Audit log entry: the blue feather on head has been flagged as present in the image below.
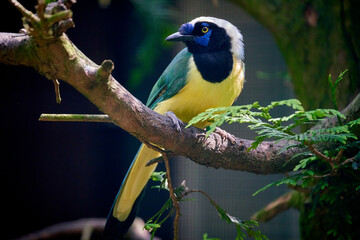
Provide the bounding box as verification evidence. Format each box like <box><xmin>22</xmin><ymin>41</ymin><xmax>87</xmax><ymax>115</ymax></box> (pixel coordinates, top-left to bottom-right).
<box><xmin>195</xmin><ymin>30</ymin><xmax>212</xmax><ymax>47</ymax></box>
<box><xmin>179</xmin><ymin>22</ymin><xmax>193</xmax><ymax>35</ymax></box>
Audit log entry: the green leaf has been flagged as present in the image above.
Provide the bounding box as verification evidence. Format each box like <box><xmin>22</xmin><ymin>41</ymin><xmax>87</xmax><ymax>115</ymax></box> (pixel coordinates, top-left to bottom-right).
<box><xmin>150</xmin><ymin>171</ymin><xmax>168</xmax><ymax>190</ymax></box>
<box><xmin>253</xmin><ymin>173</ymin><xmax>304</xmax><ymax>196</ymax></box>
<box><xmin>202</xmin><ymin>233</ymin><xmax>221</xmax><ymax>240</ymax></box>
<box><xmin>144</xmin><ymin>222</ymin><xmax>161</xmax><ymax>231</ymax></box>
<box><xmin>144</xmin><ymin>198</ymin><xmax>173</xmax><ymax>238</ymax></box>
<box><xmin>328</xmin><ymin>69</ymin><xmax>348</xmax><ymax>110</ymax></box>
<box><xmin>293</xmin><ymin>156</ymin><xmax>317</xmax><ymax>171</ymax></box>
<box><xmin>150</xmin><ymin>171</ymin><xmax>166</xmax><ymax>182</ymax></box>
<box><xmin>205</xmin><ymin>194</ymin><xmax>267</xmax><ymax>240</ymax></box>
<box><xmin>268</xmin><ymin>99</ymin><xmax>304</xmax><ymax>111</ymax></box>
<box><xmin>348</xmin><ymin>118</ymin><xmax>360</xmax><ymax>128</ymax></box>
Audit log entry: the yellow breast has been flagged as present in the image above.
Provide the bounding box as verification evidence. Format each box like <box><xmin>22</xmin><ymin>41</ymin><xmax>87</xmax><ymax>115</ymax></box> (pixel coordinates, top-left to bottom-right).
<box><xmin>154</xmin><ymin>55</ymin><xmax>245</xmax><ymax>128</ymax></box>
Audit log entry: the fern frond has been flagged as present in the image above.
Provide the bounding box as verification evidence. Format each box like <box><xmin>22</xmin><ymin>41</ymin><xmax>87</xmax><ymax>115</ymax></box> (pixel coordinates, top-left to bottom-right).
<box><xmin>266</xmin><ymin>99</ymin><xmax>304</xmax><ymax>111</ymax></box>
<box><xmin>252</xmin><ymin>173</ymin><xmax>305</xmax><ymax>196</ymax></box>
<box><xmin>328</xmin><ymin>69</ymin><xmax>348</xmax><ymax>110</ymax></box>
<box><xmin>293</xmin><ymin>156</ymin><xmax>317</xmax><ymax>171</ymax></box>
<box><xmin>285</xmin><ymin>126</ymin><xmax>357</xmax><ymax>144</ymax></box>
<box><xmin>348</xmin><ymin>118</ymin><xmax>360</xmax><ymax>128</ymax></box>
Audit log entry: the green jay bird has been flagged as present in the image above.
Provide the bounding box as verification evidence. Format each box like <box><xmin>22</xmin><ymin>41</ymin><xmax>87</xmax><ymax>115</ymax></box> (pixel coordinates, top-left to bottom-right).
<box><xmin>104</xmin><ymin>16</ymin><xmax>245</xmax><ymax>238</ymax></box>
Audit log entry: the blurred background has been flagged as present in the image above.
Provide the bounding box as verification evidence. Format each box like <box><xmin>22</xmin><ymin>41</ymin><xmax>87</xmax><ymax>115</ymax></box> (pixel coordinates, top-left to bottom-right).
<box><xmin>0</xmin><ymin>0</ymin><xmax>305</xmax><ymax>239</ymax></box>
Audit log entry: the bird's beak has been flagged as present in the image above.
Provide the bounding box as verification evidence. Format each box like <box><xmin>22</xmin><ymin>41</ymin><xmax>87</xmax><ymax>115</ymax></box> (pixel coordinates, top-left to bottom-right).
<box><xmin>165</xmin><ymin>32</ymin><xmax>195</xmax><ymax>42</ymax></box>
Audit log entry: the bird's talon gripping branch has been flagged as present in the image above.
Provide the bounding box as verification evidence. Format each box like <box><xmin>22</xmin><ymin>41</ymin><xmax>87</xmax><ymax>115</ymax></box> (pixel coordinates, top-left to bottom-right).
<box><xmin>165</xmin><ymin>111</ymin><xmax>184</xmax><ymax>133</ymax></box>
<box><xmin>214</xmin><ymin>127</ymin><xmax>237</xmax><ymax>145</ymax></box>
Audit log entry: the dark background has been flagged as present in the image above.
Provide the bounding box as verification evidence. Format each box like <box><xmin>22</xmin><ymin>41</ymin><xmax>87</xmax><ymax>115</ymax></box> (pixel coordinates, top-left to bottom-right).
<box><xmin>1</xmin><ymin>0</ymin><xmax>173</xmax><ymax>239</ymax></box>
<box><xmin>1</xmin><ymin>1</ymin><xmax>299</xmax><ymax>239</ymax></box>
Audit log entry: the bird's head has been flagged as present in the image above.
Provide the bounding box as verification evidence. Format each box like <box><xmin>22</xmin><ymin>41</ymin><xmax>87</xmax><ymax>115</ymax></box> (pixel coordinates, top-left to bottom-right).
<box><xmin>166</xmin><ymin>17</ymin><xmax>244</xmax><ymax>60</ymax></box>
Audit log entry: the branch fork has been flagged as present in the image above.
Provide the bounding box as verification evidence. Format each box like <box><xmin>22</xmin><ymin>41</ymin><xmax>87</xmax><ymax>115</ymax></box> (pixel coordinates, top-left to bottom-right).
<box><xmin>10</xmin><ymin>0</ymin><xmax>75</xmax><ymax>40</ymax></box>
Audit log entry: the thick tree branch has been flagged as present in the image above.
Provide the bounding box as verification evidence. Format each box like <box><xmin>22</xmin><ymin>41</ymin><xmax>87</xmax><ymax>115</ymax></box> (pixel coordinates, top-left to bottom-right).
<box><xmin>1</xmin><ymin>33</ymin><xmax>359</xmax><ymax>175</ymax></box>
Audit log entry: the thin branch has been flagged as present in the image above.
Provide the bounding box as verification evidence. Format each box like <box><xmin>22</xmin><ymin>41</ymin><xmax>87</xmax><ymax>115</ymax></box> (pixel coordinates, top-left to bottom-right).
<box><xmin>51</xmin><ymin>79</ymin><xmax>61</xmax><ymax>104</ymax></box>
<box><xmin>140</xmin><ymin>140</ymin><xmax>180</xmax><ymax>240</ymax></box>
<box><xmin>334</xmin><ymin>148</ymin><xmax>345</xmax><ymax>165</ymax></box>
<box><xmin>338</xmin><ymin>156</ymin><xmax>355</xmax><ymax>167</ymax></box>
<box><xmin>181</xmin><ymin>189</ymin><xmax>218</xmax><ymax>206</ymax></box>
<box><xmin>35</xmin><ymin>0</ymin><xmax>46</xmax><ymax>20</ymax></box>
<box><xmin>163</xmin><ymin>153</ymin><xmax>180</xmax><ymax>240</ymax></box>
<box><xmin>9</xmin><ymin>0</ymin><xmax>40</xmax><ymax>23</ymax></box>
<box><xmin>39</xmin><ymin>114</ymin><xmax>113</xmax><ymax>123</ymax></box>
<box><xmin>305</xmin><ymin>141</ymin><xmax>332</xmax><ymax>162</ymax></box>
<box><xmin>251</xmin><ymin>191</ymin><xmax>304</xmax><ymax>222</ymax></box>
<box><xmin>17</xmin><ymin>218</ymin><xmax>106</xmax><ymax>240</ymax></box>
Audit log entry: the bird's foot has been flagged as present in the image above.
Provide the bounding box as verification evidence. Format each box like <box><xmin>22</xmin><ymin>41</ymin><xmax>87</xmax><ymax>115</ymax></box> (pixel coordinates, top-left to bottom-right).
<box><xmin>213</xmin><ymin>127</ymin><xmax>237</xmax><ymax>145</ymax></box>
<box><xmin>165</xmin><ymin>111</ymin><xmax>184</xmax><ymax>132</ymax></box>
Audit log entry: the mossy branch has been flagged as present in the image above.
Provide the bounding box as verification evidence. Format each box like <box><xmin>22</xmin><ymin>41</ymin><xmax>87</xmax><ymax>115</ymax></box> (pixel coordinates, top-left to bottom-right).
<box><xmin>39</xmin><ymin>114</ymin><xmax>113</xmax><ymax>123</ymax></box>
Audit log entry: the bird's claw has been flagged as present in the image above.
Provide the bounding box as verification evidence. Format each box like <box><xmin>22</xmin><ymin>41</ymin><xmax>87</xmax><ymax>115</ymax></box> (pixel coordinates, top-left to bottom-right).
<box><xmin>214</xmin><ymin>127</ymin><xmax>237</xmax><ymax>145</ymax></box>
<box><xmin>165</xmin><ymin>111</ymin><xmax>184</xmax><ymax>132</ymax></box>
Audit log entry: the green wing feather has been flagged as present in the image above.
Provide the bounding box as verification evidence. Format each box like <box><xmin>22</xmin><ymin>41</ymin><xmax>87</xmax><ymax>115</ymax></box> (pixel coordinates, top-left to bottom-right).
<box><xmin>146</xmin><ymin>48</ymin><xmax>191</xmax><ymax>110</ymax></box>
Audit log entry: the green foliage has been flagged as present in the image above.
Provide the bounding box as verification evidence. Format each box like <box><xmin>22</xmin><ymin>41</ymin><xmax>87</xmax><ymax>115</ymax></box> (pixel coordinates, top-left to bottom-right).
<box><xmin>146</xmin><ymin>172</ymin><xmax>267</xmax><ymax>240</ymax></box>
<box><xmin>328</xmin><ymin>69</ymin><xmax>348</xmax><ymax>111</ymax></box>
<box><xmin>208</xmin><ymin>193</ymin><xmax>267</xmax><ymax>240</ymax></box>
<box><xmin>189</xmin><ymin>70</ymin><xmax>360</xmax><ymax>239</ymax></box>
<box><xmin>202</xmin><ymin>233</ymin><xmax>221</xmax><ymax>240</ymax></box>
<box><xmin>144</xmin><ymin>172</ymin><xmax>172</xmax><ymax>239</ymax></box>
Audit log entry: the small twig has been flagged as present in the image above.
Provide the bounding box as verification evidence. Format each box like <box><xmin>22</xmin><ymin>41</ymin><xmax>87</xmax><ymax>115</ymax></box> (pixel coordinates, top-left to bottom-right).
<box><xmin>140</xmin><ymin>140</ymin><xmax>180</xmax><ymax>240</ymax></box>
<box><xmin>35</xmin><ymin>0</ymin><xmax>46</xmax><ymax>20</ymax></box>
<box><xmin>309</xmin><ymin>172</ymin><xmax>335</xmax><ymax>179</ymax></box>
<box><xmin>46</xmin><ymin>10</ymin><xmax>73</xmax><ymax>26</ymax></box>
<box><xmin>162</xmin><ymin>153</ymin><xmax>180</xmax><ymax>240</ymax></box>
<box><xmin>9</xmin><ymin>0</ymin><xmax>40</xmax><ymax>23</ymax></box>
<box><xmin>96</xmin><ymin>59</ymin><xmax>114</xmax><ymax>81</ymax></box>
<box><xmin>180</xmin><ymin>189</ymin><xmax>218</xmax><ymax>209</ymax></box>
<box><xmin>52</xmin><ymin>79</ymin><xmax>61</xmax><ymax>104</ymax></box>
<box><xmin>338</xmin><ymin>156</ymin><xmax>355</xmax><ymax>167</ymax></box>
<box><xmin>334</xmin><ymin>148</ymin><xmax>345</xmax><ymax>165</ymax></box>
<box><xmin>39</xmin><ymin>113</ymin><xmax>113</xmax><ymax>123</ymax></box>
<box><xmin>146</xmin><ymin>156</ymin><xmax>164</xmax><ymax>167</ymax></box>
<box><xmin>305</xmin><ymin>141</ymin><xmax>332</xmax><ymax>162</ymax></box>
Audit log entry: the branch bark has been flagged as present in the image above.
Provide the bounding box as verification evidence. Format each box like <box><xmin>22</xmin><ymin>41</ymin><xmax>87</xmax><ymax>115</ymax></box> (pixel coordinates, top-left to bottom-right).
<box><xmin>251</xmin><ymin>191</ymin><xmax>305</xmax><ymax>222</ymax></box>
<box><xmin>0</xmin><ymin>31</ymin><xmax>359</xmax><ymax>175</ymax></box>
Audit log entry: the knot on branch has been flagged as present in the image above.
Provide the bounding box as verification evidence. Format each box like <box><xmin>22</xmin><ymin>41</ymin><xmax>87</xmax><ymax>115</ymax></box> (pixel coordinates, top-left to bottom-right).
<box><xmin>96</xmin><ymin>59</ymin><xmax>114</xmax><ymax>81</ymax></box>
<box><xmin>10</xmin><ymin>0</ymin><xmax>75</xmax><ymax>40</ymax></box>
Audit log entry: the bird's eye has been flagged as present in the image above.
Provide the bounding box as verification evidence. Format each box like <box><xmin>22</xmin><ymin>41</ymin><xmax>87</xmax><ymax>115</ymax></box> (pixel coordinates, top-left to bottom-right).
<box><xmin>201</xmin><ymin>26</ymin><xmax>209</xmax><ymax>33</ymax></box>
